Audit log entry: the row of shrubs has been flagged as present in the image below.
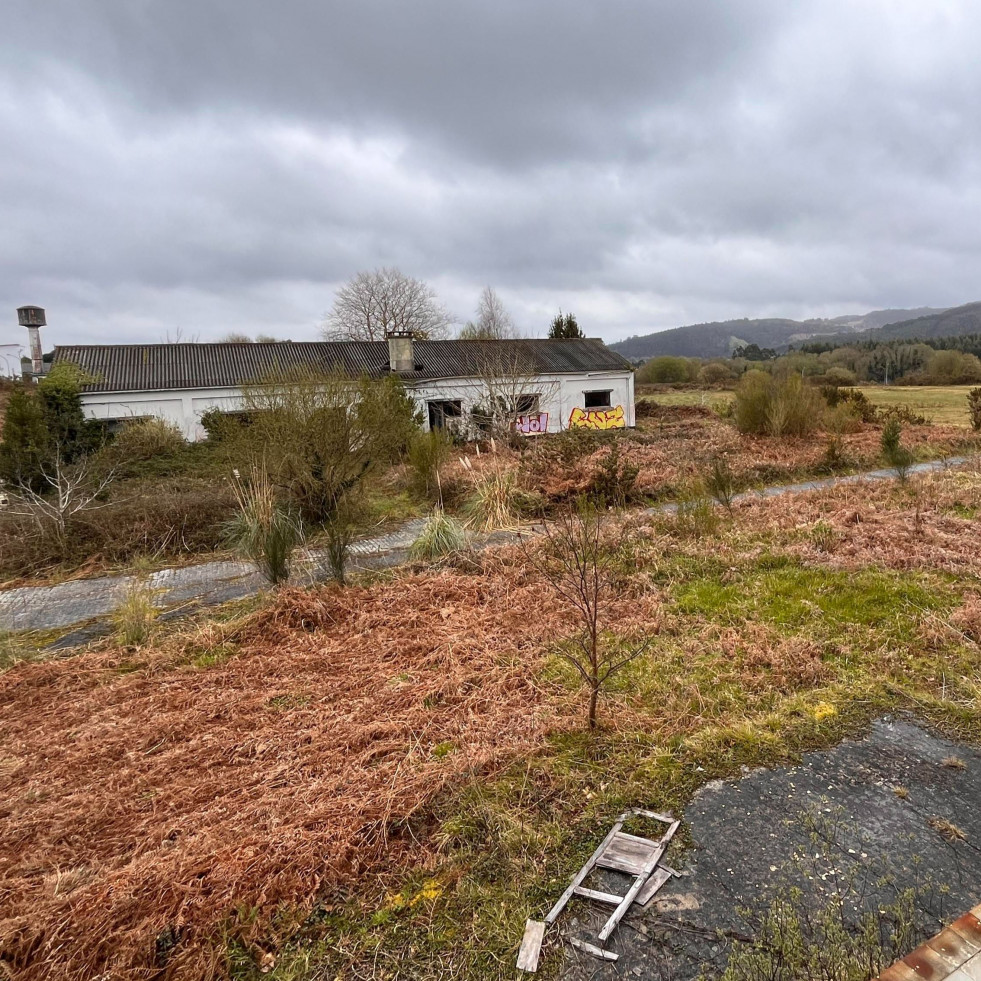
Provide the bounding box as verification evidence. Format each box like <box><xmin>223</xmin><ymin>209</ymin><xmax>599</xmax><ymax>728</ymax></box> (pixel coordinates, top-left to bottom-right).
<box><xmin>728</xmin><ymin>371</ymin><xmax>934</xmax><ymax>437</ymax></box>
<box><xmin>637</xmin><ymin>346</ymin><xmax>981</xmax><ymax>388</ymax></box>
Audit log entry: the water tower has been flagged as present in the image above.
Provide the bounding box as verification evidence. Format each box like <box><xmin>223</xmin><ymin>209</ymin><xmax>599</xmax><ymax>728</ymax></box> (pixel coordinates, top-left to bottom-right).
<box><xmin>17</xmin><ymin>305</ymin><xmax>45</xmax><ymax>378</ymax></box>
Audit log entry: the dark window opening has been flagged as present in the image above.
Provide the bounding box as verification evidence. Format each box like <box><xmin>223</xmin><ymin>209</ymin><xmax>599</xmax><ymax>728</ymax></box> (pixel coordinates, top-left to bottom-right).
<box><xmin>515</xmin><ymin>393</ymin><xmax>541</xmax><ymax>415</ymax></box>
<box><xmin>428</xmin><ymin>399</ymin><xmax>463</xmax><ymax>429</ymax></box>
<box><xmin>583</xmin><ymin>390</ymin><xmax>612</xmax><ymax>409</ymax></box>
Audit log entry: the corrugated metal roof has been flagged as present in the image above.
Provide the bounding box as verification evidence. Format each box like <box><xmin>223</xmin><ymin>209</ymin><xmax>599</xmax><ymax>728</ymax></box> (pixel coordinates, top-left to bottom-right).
<box><xmin>52</xmin><ymin>339</ymin><xmax>632</xmax><ymax>393</ymax></box>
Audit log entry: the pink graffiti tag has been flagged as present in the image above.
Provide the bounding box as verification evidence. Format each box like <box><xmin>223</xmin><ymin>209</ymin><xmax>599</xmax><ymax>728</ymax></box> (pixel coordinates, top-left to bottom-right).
<box><xmin>514</xmin><ymin>412</ymin><xmax>549</xmax><ymax>434</ymax></box>
<box><xmin>568</xmin><ymin>405</ymin><xmax>626</xmax><ymax>430</ymax></box>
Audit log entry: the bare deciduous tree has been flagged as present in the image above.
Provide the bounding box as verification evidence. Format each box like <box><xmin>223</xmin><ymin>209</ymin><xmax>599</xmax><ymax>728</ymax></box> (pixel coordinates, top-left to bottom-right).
<box><xmin>526</xmin><ymin>504</ymin><xmax>655</xmax><ymax>728</ymax></box>
<box><xmin>472</xmin><ymin>348</ymin><xmax>557</xmax><ymax>441</ymax></box>
<box><xmin>161</xmin><ymin>327</ymin><xmax>200</xmax><ymax>344</ymax></box>
<box><xmin>5</xmin><ymin>451</ymin><xmax>118</xmax><ymax>547</ymax></box>
<box><xmin>459</xmin><ymin>286</ymin><xmax>517</xmax><ymax>340</ymax></box>
<box><xmin>322</xmin><ymin>267</ymin><xmax>451</xmax><ymax>341</ymax></box>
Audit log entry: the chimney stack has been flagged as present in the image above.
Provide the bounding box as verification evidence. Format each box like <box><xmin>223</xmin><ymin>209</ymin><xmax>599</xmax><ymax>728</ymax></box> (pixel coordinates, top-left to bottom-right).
<box><xmin>387</xmin><ymin>329</ymin><xmax>415</xmax><ymax>372</ymax></box>
<box><xmin>17</xmin><ymin>305</ymin><xmax>45</xmax><ymax>378</ymax></box>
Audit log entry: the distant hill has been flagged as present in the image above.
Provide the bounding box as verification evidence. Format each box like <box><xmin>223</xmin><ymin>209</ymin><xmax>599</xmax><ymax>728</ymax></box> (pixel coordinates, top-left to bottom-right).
<box><xmin>859</xmin><ymin>302</ymin><xmax>981</xmax><ymax>342</ymax></box>
<box><xmin>611</xmin><ymin>306</ymin><xmax>951</xmax><ymax>360</ymax></box>
<box><xmin>821</xmin><ymin>307</ymin><xmax>949</xmax><ymax>332</ymax></box>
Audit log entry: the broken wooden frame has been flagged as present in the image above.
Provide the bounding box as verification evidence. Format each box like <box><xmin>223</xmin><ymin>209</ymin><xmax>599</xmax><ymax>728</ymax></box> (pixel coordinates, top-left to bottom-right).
<box><xmin>517</xmin><ymin>808</ymin><xmax>680</xmax><ymax>973</ymax></box>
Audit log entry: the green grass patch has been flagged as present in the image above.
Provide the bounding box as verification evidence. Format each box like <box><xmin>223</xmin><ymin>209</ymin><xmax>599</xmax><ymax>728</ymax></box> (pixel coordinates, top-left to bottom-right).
<box><xmin>641</xmin><ymin>384</ymin><xmax>979</xmax><ymax>428</ymax></box>
<box><xmin>0</xmin><ymin>628</ymin><xmax>64</xmax><ymax>671</ymax></box>
<box><xmin>358</xmin><ymin>488</ymin><xmax>424</xmax><ymax>530</ymax></box>
<box><xmin>672</xmin><ymin>558</ymin><xmax>953</xmax><ymax>632</ymax></box>
<box><xmin>188</xmin><ymin>645</ymin><xmax>239</xmax><ymax>669</ymax></box>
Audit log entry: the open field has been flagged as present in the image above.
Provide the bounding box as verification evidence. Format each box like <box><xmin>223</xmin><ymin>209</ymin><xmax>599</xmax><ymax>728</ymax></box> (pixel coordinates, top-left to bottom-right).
<box><xmin>4</xmin><ymin>460</ymin><xmax>981</xmax><ymax>979</ymax></box>
<box><xmin>641</xmin><ymin>384</ymin><xmax>978</xmax><ymax>427</ymax></box>
<box><xmin>855</xmin><ymin>384</ymin><xmax>976</xmax><ymax>426</ymax></box>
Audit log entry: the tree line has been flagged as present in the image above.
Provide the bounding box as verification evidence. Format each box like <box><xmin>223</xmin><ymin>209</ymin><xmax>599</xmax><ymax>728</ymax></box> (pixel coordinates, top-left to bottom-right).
<box><xmin>637</xmin><ymin>330</ymin><xmax>981</xmax><ymax>387</ymax></box>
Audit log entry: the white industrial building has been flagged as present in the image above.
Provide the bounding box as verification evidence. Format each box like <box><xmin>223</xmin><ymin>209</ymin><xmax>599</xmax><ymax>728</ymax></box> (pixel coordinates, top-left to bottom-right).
<box><xmin>50</xmin><ymin>334</ymin><xmax>636</xmax><ymax>441</ymax></box>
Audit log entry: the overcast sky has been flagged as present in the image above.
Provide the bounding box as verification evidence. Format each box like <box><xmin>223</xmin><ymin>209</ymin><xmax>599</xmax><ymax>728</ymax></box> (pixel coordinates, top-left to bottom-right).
<box><xmin>3</xmin><ymin>1</ymin><xmax>980</xmax><ymax>348</ymax></box>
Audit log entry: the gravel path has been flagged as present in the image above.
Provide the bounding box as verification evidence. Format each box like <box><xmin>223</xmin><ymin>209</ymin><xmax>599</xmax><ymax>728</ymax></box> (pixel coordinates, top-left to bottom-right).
<box><xmin>0</xmin><ymin>519</ymin><xmax>428</xmax><ymax>634</ymax></box>
<box><xmin>0</xmin><ymin>458</ymin><xmax>966</xmax><ymax>638</ymax></box>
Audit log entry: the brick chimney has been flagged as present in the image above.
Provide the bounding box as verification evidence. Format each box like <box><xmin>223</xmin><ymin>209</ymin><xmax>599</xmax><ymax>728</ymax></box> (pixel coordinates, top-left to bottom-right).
<box><xmin>387</xmin><ymin>329</ymin><xmax>415</xmax><ymax>372</ymax></box>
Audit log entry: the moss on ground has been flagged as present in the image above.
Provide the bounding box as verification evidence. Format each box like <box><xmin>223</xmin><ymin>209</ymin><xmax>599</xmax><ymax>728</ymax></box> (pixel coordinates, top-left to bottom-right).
<box><xmin>0</xmin><ymin>627</ymin><xmax>65</xmax><ymax>671</ymax></box>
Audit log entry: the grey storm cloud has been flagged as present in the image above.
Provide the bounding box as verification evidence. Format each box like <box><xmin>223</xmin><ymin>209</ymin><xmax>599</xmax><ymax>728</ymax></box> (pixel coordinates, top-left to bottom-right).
<box><xmin>2</xmin><ymin>0</ymin><xmax>981</xmax><ymax>345</ymax></box>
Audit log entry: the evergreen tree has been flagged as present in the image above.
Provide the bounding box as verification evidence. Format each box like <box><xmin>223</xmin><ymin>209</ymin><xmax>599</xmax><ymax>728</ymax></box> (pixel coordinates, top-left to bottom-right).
<box><xmin>548</xmin><ymin>311</ymin><xmax>584</xmax><ymax>338</ymax></box>
<box><xmin>0</xmin><ymin>387</ymin><xmax>52</xmax><ymax>491</ymax></box>
<box><xmin>0</xmin><ymin>364</ymin><xmax>100</xmax><ymax>491</ymax></box>
<box><xmin>38</xmin><ymin>363</ymin><xmax>99</xmax><ymax>462</ymax></box>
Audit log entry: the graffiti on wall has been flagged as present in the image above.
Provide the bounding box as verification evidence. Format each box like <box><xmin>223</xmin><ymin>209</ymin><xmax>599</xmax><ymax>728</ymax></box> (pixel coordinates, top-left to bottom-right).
<box><xmin>514</xmin><ymin>411</ymin><xmax>549</xmax><ymax>434</ymax></box>
<box><xmin>569</xmin><ymin>405</ymin><xmax>626</xmax><ymax>430</ymax></box>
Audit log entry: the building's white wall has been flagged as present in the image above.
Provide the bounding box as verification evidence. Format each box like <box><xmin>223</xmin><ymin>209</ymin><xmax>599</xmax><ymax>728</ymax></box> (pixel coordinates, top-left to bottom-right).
<box><xmin>412</xmin><ymin>372</ymin><xmax>633</xmax><ymax>433</ymax></box>
<box><xmin>79</xmin><ymin>371</ymin><xmax>635</xmax><ymax>441</ymax></box>
<box><xmin>84</xmin><ymin>396</ymin><xmax>190</xmax><ymax>433</ymax></box>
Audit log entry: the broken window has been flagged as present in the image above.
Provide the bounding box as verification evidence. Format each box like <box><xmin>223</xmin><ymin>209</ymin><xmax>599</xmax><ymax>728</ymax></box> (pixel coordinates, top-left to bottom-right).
<box><xmin>514</xmin><ymin>393</ymin><xmax>541</xmax><ymax>415</ymax></box>
<box><xmin>583</xmin><ymin>390</ymin><xmax>612</xmax><ymax>409</ymax></box>
<box><xmin>427</xmin><ymin>399</ymin><xmax>463</xmax><ymax>429</ymax></box>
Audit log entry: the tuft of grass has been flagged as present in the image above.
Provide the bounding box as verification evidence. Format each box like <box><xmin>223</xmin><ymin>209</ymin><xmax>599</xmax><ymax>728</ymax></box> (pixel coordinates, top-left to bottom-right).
<box><xmin>226</xmin><ymin>462</ymin><xmax>304</xmax><ymax>585</ymax></box>
<box><xmin>941</xmin><ymin>755</ymin><xmax>966</xmax><ymax>770</ymax></box>
<box><xmin>110</xmin><ymin>417</ymin><xmax>187</xmax><ymax>462</ymax></box>
<box><xmin>266</xmin><ymin>694</ymin><xmax>312</xmax><ymax>712</ymax></box>
<box><xmin>431</xmin><ymin>741</ymin><xmax>456</xmax><ymax>759</ymax></box>
<box><xmin>928</xmin><ymin>816</ymin><xmax>966</xmax><ymax>842</ymax></box>
<box><xmin>809</xmin><ymin>520</ymin><xmax>839</xmax><ymax>554</ymax></box>
<box><xmin>113</xmin><ymin>577</ymin><xmax>158</xmax><ymax>647</ymax></box>
<box><xmin>190</xmin><ymin>646</ymin><xmax>237</xmax><ymax>669</ymax></box>
<box><xmin>410</xmin><ymin>506</ymin><xmax>467</xmax><ymax>561</ymax></box>
<box><xmin>460</xmin><ymin>462</ymin><xmax>528</xmax><ymax>531</ymax></box>
<box><xmin>734</xmin><ymin>371</ymin><xmax>824</xmax><ymax>437</ymax></box>
<box><xmin>667</xmin><ymin>488</ymin><xmax>721</xmax><ymax>539</ymax></box>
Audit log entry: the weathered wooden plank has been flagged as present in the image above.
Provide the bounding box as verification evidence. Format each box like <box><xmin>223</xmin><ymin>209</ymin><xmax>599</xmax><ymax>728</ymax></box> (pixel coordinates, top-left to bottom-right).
<box><xmin>596</xmin><ymin>832</ymin><xmax>659</xmax><ymax>875</ymax></box>
<box><xmin>569</xmin><ymin>937</ymin><xmax>619</xmax><ymax>961</ymax></box>
<box><xmin>615</xmin><ymin>830</ymin><xmax>663</xmax><ymax>846</ymax></box>
<box><xmin>516</xmin><ymin>919</ymin><xmax>546</xmax><ymax>974</ymax></box>
<box><xmin>636</xmin><ymin>866</ymin><xmax>673</xmax><ymax>908</ymax></box>
<box><xmin>544</xmin><ymin>819</ymin><xmax>625</xmax><ymax>924</ymax></box>
<box><xmin>597</xmin><ymin>842</ymin><xmax>667</xmax><ymax>942</ymax></box>
<box><xmin>573</xmin><ymin>885</ymin><xmax>625</xmax><ymax>905</ymax></box>
<box><xmin>631</xmin><ymin>808</ymin><xmax>675</xmax><ymax>824</ymax></box>
<box><xmin>597</xmin><ymin>820</ymin><xmax>680</xmax><ymax>943</ymax></box>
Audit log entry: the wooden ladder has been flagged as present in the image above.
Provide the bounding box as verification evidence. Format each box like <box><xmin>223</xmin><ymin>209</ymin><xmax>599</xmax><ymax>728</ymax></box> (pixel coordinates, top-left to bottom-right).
<box><xmin>517</xmin><ymin>809</ymin><xmax>679</xmax><ymax>973</ymax></box>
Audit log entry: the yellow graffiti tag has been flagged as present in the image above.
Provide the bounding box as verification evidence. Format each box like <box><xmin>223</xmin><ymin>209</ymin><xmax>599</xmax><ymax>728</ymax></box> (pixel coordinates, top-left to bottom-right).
<box><xmin>568</xmin><ymin>405</ymin><xmax>626</xmax><ymax>430</ymax></box>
